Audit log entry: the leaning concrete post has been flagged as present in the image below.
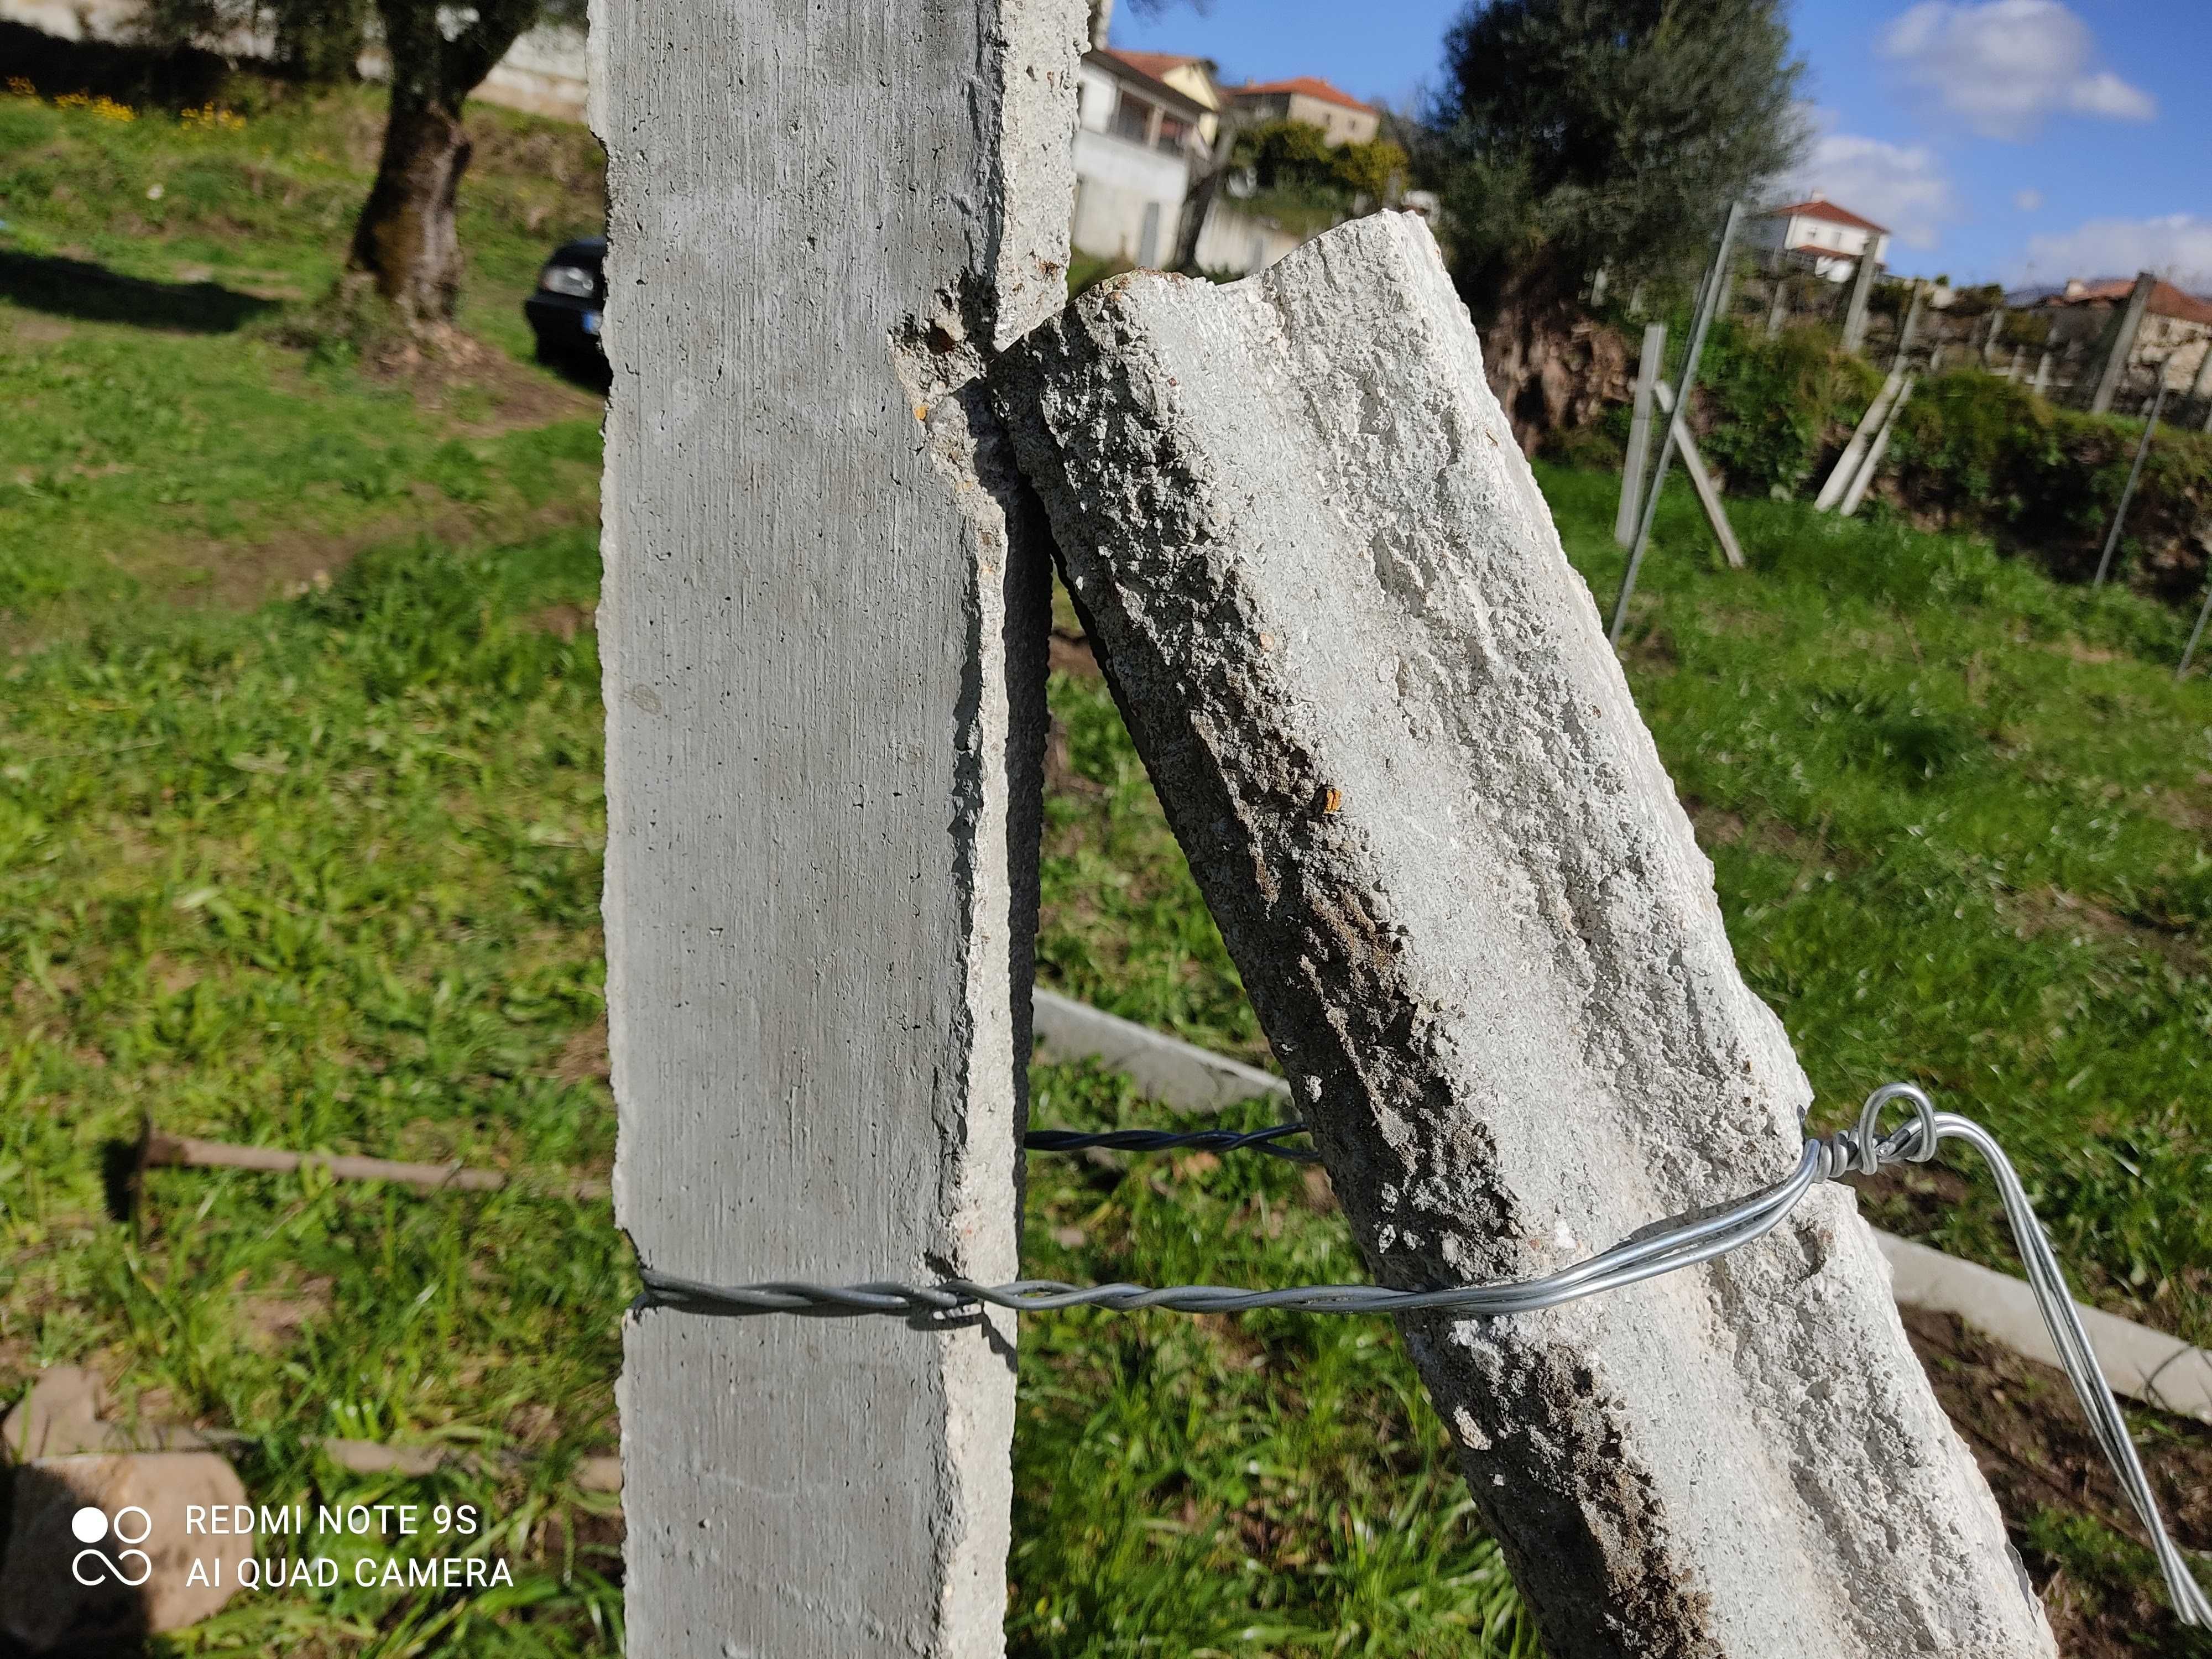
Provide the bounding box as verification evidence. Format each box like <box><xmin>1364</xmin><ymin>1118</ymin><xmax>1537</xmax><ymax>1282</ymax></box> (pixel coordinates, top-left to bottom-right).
<box><xmin>592</xmin><ymin>1</ymin><xmax>1081</xmax><ymax>1651</ymax></box>
<box><xmin>2089</xmin><ymin>272</ymin><xmax>2154</xmax><ymax>414</ymax></box>
<box><xmin>1614</xmin><ymin>322</ymin><xmax>1665</xmax><ymax>546</ymax></box>
<box><xmin>993</xmin><ymin>215</ymin><xmax>2052</xmax><ymax>1659</ymax></box>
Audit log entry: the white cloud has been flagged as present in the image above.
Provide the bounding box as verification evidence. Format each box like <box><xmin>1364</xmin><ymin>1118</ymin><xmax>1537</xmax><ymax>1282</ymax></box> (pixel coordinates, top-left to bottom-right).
<box><xmin>1879</xmin><ymin>1</ymin><xmax>2156</xmax><ymax>140</ymax></box>
<box><xmin>2020</xmin><ymin>215</ymin><xmax>2212</xmax><ymax>289</ymax></box>
<box><xmin>2013</xmin><ymin>188</ymin><xmax>2042</xmax><ymax>211</ymax></box>
<box><xmin>1784</xmin><ymin>114</ymin><xmax>1960</xmax><ymax>250</ymax></box>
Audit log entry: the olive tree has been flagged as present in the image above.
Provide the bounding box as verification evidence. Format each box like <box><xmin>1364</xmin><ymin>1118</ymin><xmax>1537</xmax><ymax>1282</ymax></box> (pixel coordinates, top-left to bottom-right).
<box><xmin>140</xmin><ymin>0</ymin><xmax>585</xmax><ymax>332</ymax></box>
<box><xmin>1422</xmin><ymin>0</ymin><xmax>1804</xmax><ymax>437</ymax></box>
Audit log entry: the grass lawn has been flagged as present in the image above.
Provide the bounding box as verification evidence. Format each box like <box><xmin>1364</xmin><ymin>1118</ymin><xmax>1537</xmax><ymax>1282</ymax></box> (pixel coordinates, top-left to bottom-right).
<box><xmin>3</xmin><ymin>70</ymin><xmax>2209</xmax><ymax>1659</ymax></box>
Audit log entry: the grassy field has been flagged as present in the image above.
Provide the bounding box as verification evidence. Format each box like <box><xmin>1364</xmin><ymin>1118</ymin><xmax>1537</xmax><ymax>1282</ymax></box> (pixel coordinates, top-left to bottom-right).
<box><xmin>0</xmin><ymin>74</ymin><xmax>606</xmax><ymax>651</ymax></box>
<box><xmin>3</xmin><ymin>70</ymin><xmax>2210</xmax><ymax>1659</ymax></box>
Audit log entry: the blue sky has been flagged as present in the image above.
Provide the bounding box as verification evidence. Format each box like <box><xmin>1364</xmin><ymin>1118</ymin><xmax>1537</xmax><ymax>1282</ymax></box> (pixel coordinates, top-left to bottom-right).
<box><xmin>1111</xmin><ymin>0</ymin><xmax>2212</xmax><ymax>289</ymax></box>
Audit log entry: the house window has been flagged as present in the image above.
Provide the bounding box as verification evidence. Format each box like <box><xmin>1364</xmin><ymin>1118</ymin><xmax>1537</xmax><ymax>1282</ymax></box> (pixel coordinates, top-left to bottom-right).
<box><xmin>1156</xmin><ymin>112</ymin><xmax>1190</xmax><ymax>152</ymax></box>
<box><xmin>1112</xmin><ymin>92</ymin><xmax>1154</xmax><ymax>144</ymax></box>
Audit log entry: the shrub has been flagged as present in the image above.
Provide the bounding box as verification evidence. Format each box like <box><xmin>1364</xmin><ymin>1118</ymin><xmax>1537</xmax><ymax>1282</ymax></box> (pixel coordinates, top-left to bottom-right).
<box><xmin>1890</xmin><ymin>372</ymin><xmax>2212</xmax><ymax>596</ymax></box>
<box><xmin>1697</xmin><ymin>320</ymin><xmax>1882</xmax><ymax>498</ymax></box>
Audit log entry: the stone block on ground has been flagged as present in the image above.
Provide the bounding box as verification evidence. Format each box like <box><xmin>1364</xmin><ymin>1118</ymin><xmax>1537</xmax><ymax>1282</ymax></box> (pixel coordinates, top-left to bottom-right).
<box><xmin>0</xmin><ymin>1451</ymin><xmax>251</xmax><ymax>1651</ymax></box>
<box><xmin>990</xmin><ymin>212</ymin><xmax>2054</xmax><ymax>1657</ymax></box>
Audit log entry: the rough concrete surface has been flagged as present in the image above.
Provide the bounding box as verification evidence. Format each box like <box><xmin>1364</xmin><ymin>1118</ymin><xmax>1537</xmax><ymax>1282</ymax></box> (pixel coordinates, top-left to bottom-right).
<box><xmin>591</xmin><ymin>0</ymin><xmax>1082</xmax><ymax>1653</ymax></box>
<box><xmin>993</xmin><ymin>212</ymin><xmax>2055</xmax><ymax>1658</ymax></box>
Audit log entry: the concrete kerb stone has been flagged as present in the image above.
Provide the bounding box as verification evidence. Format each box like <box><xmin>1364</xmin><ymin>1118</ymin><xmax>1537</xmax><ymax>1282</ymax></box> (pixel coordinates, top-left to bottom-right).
<box><xmin>1034</xmin><ymin>990</ymin><xmax>2212</xmax><ymax>1429</ymax></box>
<box><xmin>994</xmin><ymin>212</ymin><xmax>2053</xmax><ymax>1657</ymax></box>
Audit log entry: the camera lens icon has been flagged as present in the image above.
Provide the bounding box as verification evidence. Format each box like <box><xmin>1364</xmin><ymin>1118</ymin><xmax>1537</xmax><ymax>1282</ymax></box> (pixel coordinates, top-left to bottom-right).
<box><xmin>69</xmin><ymin>1505</ymin><xmax>154</xmax><ymax>1587</ymax></box>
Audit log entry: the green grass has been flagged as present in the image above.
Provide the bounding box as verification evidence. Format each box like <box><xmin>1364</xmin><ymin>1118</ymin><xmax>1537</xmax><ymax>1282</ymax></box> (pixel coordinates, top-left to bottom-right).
<box><xmin>1011</xmin><ymin>1066</ymin><xmax>1537</xmax><ymax>1658</ymax></box>
<box><xmin>0</xmin><ymin>78</ymin><xmax>605</xmax><ymax>648</ymax></box>
<box><xmin>6</xmin><ymin>73</ymin><xmax>2211</xmax><ymax>1656</ymax></box>
<box><xmin>2</xmin><ymin>530</ymin><xmax>624</xmax><ymax>1656</ymax></box>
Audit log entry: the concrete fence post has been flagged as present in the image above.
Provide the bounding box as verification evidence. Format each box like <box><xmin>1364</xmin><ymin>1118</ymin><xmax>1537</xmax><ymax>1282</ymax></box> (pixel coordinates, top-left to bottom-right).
<box><xmin>2089</xmin><ymin>272</ymin><xmax>2154</xmax><ymax>415</ymax></box>
<box><xmin>990</xmin><ymin>214</ymin><xmax>2054</xmax><ymax>1658</ymax></box>
<box><xmin>591</xmin><ymin>1</ymin><xmax>1082</xmax><ymax>1651</ymax></box>
<box><xmin>2034</xmin><ymin>349</ymin><xmax>2053</xmax><ymax>396</ymax></box>
<box><xmin>1893</xmin><ymin>280</ymin><xmax>1924</xmax><ymax>369</ymax></box>
<box><xmin>1615</xmin><ymin>322</ymin><xmax>1666</xmax><ymax>546</ymax></box>
<box><xmin>1840</xmin><ymin>249</ymin><xmax>1879</xmax><ymax>356</ymax></box>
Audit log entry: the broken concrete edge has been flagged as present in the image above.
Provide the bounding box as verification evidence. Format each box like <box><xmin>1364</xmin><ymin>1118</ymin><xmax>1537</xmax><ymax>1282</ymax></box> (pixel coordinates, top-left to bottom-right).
<box><xmin>1032</xmin><ymin>988</ymin><xmax>2212</xmax><ymax>1428</ymax></box>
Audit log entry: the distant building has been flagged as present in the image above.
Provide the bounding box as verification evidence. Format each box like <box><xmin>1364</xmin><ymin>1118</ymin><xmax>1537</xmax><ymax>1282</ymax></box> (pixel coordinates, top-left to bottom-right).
<box><xmin>1072</xmin><ymin>48</ymin><xmax>1211</xmax><ymax>268</ymax></box>
<box><xmin>1745</xmin><ymin>194</ymin><xmax>1891</xmax><ymax>282</ymax></box>
<box><xmin>1100</xmin><ymin>50</ymin><xmax>1224</xmax><ymax>145</ymax></box>
<box><xmin>1226</xmin><ymin>76</ymin><xmax>1381</xmax><ymax>147</ymax></box>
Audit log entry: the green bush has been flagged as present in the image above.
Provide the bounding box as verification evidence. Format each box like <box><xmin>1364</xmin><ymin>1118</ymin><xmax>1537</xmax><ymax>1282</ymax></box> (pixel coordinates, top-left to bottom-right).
<box><xmin>1697</xmin><ymin>321</ymin><xmax>1882</xmax><ymax>498</ymax></box>
<box><xmin>1891</xmin><ymin>372</ymin><xmax>2212</xmax><ymax>595</ymax></box>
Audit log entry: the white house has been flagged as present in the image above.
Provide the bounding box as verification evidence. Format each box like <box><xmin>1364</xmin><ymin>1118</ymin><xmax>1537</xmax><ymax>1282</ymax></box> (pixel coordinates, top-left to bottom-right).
<box><xmin>1071</xmin><ymin>49</ymin><xmax>1208</xmax><ymax>269</ymax></box>
<box><xmin>1745</xmin><ymin>194</ymin><xmax>1891</xmax><ymax>283</ymax></box>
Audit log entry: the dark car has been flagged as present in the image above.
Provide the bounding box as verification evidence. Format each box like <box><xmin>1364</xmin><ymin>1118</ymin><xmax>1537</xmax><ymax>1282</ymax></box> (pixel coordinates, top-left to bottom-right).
<box><xmin>525</xmin><ymin>236</ymin><xmax>606</xmax><ymax>365</ymax></box>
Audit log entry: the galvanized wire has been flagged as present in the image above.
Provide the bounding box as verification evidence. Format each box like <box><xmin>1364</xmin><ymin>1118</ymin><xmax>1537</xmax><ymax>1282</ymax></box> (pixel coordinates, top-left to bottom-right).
<box><xmin>1022</xmin><ymin>1123</ymin><xmax>1318</xmax><ymax>1162</ymax></box>
<box><xmin>638</xmin><ymin>1083</ymin><xmax>2211</xmax><ymax>1625</ymax></box>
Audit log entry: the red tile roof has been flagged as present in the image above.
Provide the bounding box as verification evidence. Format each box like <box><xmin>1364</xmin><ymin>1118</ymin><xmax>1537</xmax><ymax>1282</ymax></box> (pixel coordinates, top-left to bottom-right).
<box><xmin>1104</xmin><ymin>49</ymin><xmax>1211</xmax><ymax>85</ymax></box>
<box><xmin>1763</xmin><ymin>197</ymin><xmax>1888</xmax><ymax>236</ymax></box>
<box><xmin>2049</xmin><ymin>276</ymin><xmax>2212</xmax><ymax>327</ymax></box>
<box><xmin>1231</xmin><ymin>76</ymin><xmax>1376</xmax><ymax>115</ymax></box>
<box><xmin>1088</xmin><ymin>49</ymin><xmax>1208</xmax><ymax>116</ymax></box>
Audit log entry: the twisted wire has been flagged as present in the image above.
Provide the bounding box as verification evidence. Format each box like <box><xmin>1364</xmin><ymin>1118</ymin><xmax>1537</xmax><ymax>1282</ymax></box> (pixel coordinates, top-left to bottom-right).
<box><xmin>1022</xmin><ymin>1122</ymin><xmax>1319</xmax><ymax>1162</ymax></box>
<box><xmin>638</xmin><ymin>1083</ymin><xmax>2211</xmax><ymax>1625</ymax></box>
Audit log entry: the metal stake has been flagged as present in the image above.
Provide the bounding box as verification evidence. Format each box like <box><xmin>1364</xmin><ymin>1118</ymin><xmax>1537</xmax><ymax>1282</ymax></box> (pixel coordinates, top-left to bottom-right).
<box><xmin>2094</xmin><ymin>362</ymin><xmax>2169</xmax><ymax>588</ymax></box>
<box><xmin>1609</xmin><ymin>202</ymin><xmax>1740</xmax><ymax>645</ymax></box>
<box><xmin>2179</xmin><ymin>579</ymin><xmax>2212</xmax><ymax>681</ymax></box>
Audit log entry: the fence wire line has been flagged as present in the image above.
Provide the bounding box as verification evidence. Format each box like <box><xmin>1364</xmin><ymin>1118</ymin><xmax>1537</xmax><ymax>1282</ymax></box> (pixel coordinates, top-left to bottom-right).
<box><xmin>1020</xmin><ymin>1123</ymin><xmax>1319</xmax><ymax>1161</ymax></box>
<box><xmin>638</xmin><ymin>1083</ymin><xmax>2210</xmax><ymax>1626</ymax></box>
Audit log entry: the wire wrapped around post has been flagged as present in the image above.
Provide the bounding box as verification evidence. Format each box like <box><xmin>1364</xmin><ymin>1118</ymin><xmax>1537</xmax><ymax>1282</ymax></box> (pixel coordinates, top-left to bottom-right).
<box><xmin>638</xmin><ymin>1083</ymin><xmax>2211</xmax><ymax>1626</ymax></box>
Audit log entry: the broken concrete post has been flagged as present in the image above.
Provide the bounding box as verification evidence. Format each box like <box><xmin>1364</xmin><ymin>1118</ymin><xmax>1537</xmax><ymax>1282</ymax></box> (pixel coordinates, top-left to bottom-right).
<box><xmin>992</xmin><ymin>213</ymin><xmax>2053</xmax><ymax>1659</ymax></box>
<box><xmin>591</xmin><ymin>0</ymin><xmax>1081</xmax><ymax>1651</ymax></box>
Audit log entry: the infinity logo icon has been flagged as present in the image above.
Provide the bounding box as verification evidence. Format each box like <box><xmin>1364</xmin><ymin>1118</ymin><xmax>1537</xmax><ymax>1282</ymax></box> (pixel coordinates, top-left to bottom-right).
<box><xmin>70</xmin><ymin>1505</ymin><xmax>154</xmax><ymax>1588</ymax></box>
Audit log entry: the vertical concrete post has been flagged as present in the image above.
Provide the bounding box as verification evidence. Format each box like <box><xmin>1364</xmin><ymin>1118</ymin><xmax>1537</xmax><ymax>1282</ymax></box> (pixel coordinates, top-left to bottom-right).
<box><xmin>2089</xmin><ymin>272</ymin><xmax>2154</xmax><ymax>415</ymax></box>
<box><xmin>991</xmin><ymin>215</ymin><xmax>2053</xmax><ymax>1659</ymax></box>
<box><xmin>591</xmin><ymin>2</ymin><xmax>1082</xmax><ymax>1652</ymax></box>
<box><xmin>1615</xmin><ymin>322</ymin><xmax>1665</xmax><ymax>547</ymax></box>
<box><xmin>2034</xmin><ymin>349</ymin><xmax>2053</xmax><ymax>396</ymax></box>
<box><xmin>1840</xmin><ymin>249</ymin><xmax>1879</xmax><ymax>355</ymax></box>
<box><xmin>1981</xmin><ymin>308</ymin><xmax>2005</xmax><ymax>366</ymax></box>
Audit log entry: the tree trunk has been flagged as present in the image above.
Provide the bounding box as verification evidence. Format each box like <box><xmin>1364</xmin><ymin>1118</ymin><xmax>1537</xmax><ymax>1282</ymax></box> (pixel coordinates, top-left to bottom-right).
<box><xmin>348</xmin><ymin>85</ymin><xmax>472</xmax><ymax>326</ymax></box>
<box><xmin>1171</xmin><ymin>124</ymin><xmax>1237</xmax><ymax>274</ymax></box>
